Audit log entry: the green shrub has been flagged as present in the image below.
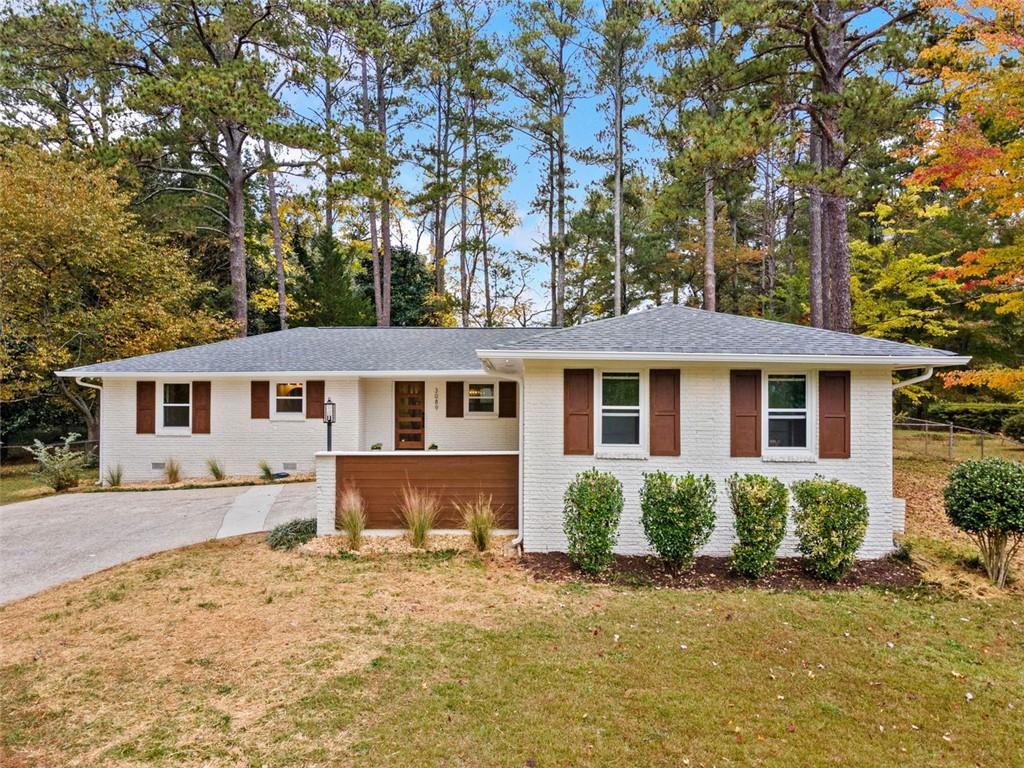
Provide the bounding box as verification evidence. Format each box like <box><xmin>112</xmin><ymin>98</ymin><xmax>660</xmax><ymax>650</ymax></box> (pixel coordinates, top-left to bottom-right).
<box><xmin>639</xmin><ymin>471</ymin><xmax>716</xmax><ymax>569</ymax></box>
<box><xmin>563</xmin><ymin>469</ymin><xmax>623</xmax><ymax>573</ymax></box>
<box><xmin>927</xmin><ymin>401</ymin><xmax>1024</xmax><ymax>433</ymax></box>
<box><xmin>944</xmin><ymin>458</ymin><xmax>1024</xmax><ymax>588</ymax></box>
<box><xmin>258</xmin><ymin>460</ymin><xmax>275</xmax><ymax>482</ymax></box>
<box><xmin>26</xmin><ymin>433</ymin><xmax>87</xmax><ymax>491</ymax></box>
<box><xmin>104</xmin><ymin>464</ymin><xmax>123</xmax><ymax>488</ymax></box>
<box><xmin>791</xmin><ymin>477</ymin><xmax>869</xmax><ymax>581</ymax></box>
<box><xmin>336</xmin><ymin>486</ymin><xmax>367</xmax><ymax>550</ymax></box>
<box><xmin>206</xmin><ymin>458</ymin><xmax>225</xmax><ymax>481</ymax></box>
<box><xmin>727</xmin><ymin>473</ymin><xmax>789</xmax><ymax>578</ymax></box>
<box><xmin>267</xmin><ymin>518</ymin><xmax>317</xmax><ymax>550</ymax></box>
<box><xmin>164</xmin><ymin>458</ymin><xmax>181</xmax><ymax>484</ymax></box>
<box><xmin>1002</xmin><ymin>413</ymin><xmax>1024</xmax><ymax>443</ymax></box>
<box><xmin>400</xmin><ymin>486</ymin><xmax>440</xmax><ymax>548</ymax></box>
<box><xmin>460</xmin><ymin>494</ymin><xmax>497</xmax><ymax>552</ymax></box>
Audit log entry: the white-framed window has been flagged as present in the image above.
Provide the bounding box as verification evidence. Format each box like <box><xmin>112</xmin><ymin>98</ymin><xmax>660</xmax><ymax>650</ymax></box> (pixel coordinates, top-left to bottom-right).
<box><xmin>599</xmin><ymin>372</ymin><xmax>642</xmax><ymax>446</ymax></box>
<box><xmin>159</xmin><ymin>382</ymin><xmax>191</xmax><ymax>434</ymax></box>
<box><xmin>273</xmin><ymin>382</ymin><xmax>305</xmax><ymax>418</ymax></box>
<box><xmin>466</xmin><ymin>382</ymin><xmax>496</xmax><ymax>416</ymax></box>
<box><xmin>765</xmin><ymin>374</ymin><xmax>809</xmax><ymax>450</ymax></box>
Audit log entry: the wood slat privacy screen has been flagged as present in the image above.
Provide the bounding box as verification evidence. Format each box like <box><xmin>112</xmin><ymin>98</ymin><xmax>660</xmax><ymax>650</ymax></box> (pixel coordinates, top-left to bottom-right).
<box><xmin>306</xmin><ymin>380</ymin><xmax>325</xmax><ymax>419</ymax></box>
<box><xmin>563</xmin><ymin>369</ymin><xmax>594</xmax><ymax>455</ymax></box>
<box><xmin>499</xmin><ymin>381</ymin><xmax>517</xmax><ymax>418</ymax></box>
<box><xmin>446</xmin><ymin>381</ymin><xmax>464</xmax><ymax>417</ymax></box>
<box><xmin>730</xmin><ymin>370</ymin><xmax>761</xmax><ymax>457</ymax></box>
<box><xmin>818</xmin><ymin>371</ymin><xmax>851</xmax><ymax>459</ymax></box>
<box><xmin>136</xmin><ymin>381</ymin><xmax>156</xmax><ymax>434</ymax></box>
<box><xmin>192</xmin><ymin>381</ymin><xmax>211</xmax><ymax>433</ymax></box>
<box><xmin>251</xmin><ymin>381</ymin><xmax>270</xmax><ymax>419</ymax></box>
<box><xmin>649</xmin><ymin>369</ymin><xmax>680</xmax><ymax>456</ymax></box>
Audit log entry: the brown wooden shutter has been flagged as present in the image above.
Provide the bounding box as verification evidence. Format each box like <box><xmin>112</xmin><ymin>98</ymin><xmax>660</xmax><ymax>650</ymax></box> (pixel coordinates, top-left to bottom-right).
<box><xmin>649</xmin><ymin>369</ymin><xmax>680</xmax><ymax>456</ymax></box>
<box><xmin>499</xmin><ymin>381</ymin><xmax>517</xmax><ymax>418</ymax></box>
<box><xmin>192</xmin><ymin>381</ymin><xmax>211</xmax><ymax>434</ymax></box>
<box><xmin>251</xmin><ymin>381</ymin><xmax>270</xmax><ymax>419</ymax></box>
<box><xmin>563</xmin><ymin>369</ymin><xmax>594</xmax><ymax>455</ymax></box>
<box><xmin>306</xmin><ymin>380</ymin><xmax>325</xmax><ymax>419</ymax></box>
<box><xmin>446</xmin><ymin>381</ymin><xmax>464</xmax><ymax>417</ymax></box>
<box><xmin>136</xmin><ymin>381</ymin><xmax>156</xmax><ymax>434</ymax></box>
<box><xmin>730</xmin><ymin>370</ymin><xmax>761</xmax><ymax>457</ymax></box>
<box><xmin>819</xmin><ymin>371</ymin><xmax>851</xmax><ymax>459</ymax></box>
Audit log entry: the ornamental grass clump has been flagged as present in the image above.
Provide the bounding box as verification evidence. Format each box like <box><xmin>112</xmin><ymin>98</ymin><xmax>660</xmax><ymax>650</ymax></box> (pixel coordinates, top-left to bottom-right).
<box><xmin>336</xmin><ymin>486</ymin><xmax>367</xmax><ymax>551</ymax></box>
<box><xmin>639</xmin><ymin>471</ymin><xmax>717</xmax><ymax>569</ymax></box>
<box><xmin>104</xmin><ymin>463</ymin><xmax>123</xmax><ymax>488</ymax></box>
<box><xmin>258</xmin><ymin>460</ymin><xmax>275</xmax><ymax>482</ymax></box>
<box><xmin>563</xmin><ymin>469</ymin><xmax>623</xmax><ymax>573</ymax></box>
<box><xmin>400</xmin><ymin>486</ymin><xmax>440</xmax><ymax>548</ymax></box>
<box><xmin>944</xmin><ymin>458</ymin><xmax>1024</xmax><ymax>588</ymax></box>
<box><xmin>460</xmin><ymin>494</ymin><xmax>497</xmax><ymax>552</ymax></box>
<box><xmin>791</xmin><ymin>476</ymin><xmax>868</xmax><ymax>581</ymax></box>
<box><xmin>727</xmin><ymin>473</ymin><xmax>789</xmax><ymax>578</ymax></box>
<box><xmin>206</xmin><ymin>458</ymin><xmax>225</xmax><ymax>481</ymax></box>
<box><xmin>26</xmin><ymin>433</ymin><xmax>87</xmax><ymax>492</ymax></box>
<box><xmin>164</xmin><ymin>458</ymin><xmax>181</xmax><ymax>484</ymax></box>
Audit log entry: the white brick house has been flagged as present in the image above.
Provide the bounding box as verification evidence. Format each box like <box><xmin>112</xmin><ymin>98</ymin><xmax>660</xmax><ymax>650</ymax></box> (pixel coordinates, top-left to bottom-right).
<box><xmin>59</xmin><ymin>306</ymin><xmax>969</xmax><ymax>557</ymax></box>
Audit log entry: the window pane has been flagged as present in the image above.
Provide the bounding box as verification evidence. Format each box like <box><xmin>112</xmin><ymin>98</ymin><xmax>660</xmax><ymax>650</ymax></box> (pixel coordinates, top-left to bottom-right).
<box><xmin>602</xmin><ymin>373</ymin><xmax>639</xmax><ymax>407</ymax></box>
<box><xmin>768</xmin><ymin>376</ymin><xmax>806</xmax><ymax>409</ymax></box>
<box><xmin>276</xmin><ymin>383</ymin><xmax>303</xmax><ymax>398</ymax></box>
<box><xmin>164</xmin><ymin>383</ymin><xmax>190</xmax><ymax>405</ymax></box>
<box><xmin>276</xmin><ymin>398</ymin><xmax>303</xmax><ymax>413</ymax></box>
<box><xmin>468</xmin><ymin>397</ymin><xmax>494</xmax><ymax>413</ymax></box>
<box><xmin>468</xmin><ymin>383</ymin><xmax>494</xmax><ymax>399</ymax></box>
<box><xmin>602</xmin><ymin>414</ymin><xmax>640</xmax><ymax>445</ymax></box>
<box><xmin>163</xmin><ymin>405</ymin><xmax>189</xmax><ymax>427</ymax></box>
<box><xmin>768</xmin><ymin>416</ymin><xmax>807</xmax><ymax>448</ymax></box>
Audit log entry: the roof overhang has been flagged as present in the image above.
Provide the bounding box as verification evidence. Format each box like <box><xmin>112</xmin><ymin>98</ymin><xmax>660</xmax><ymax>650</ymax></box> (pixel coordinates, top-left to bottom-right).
<box><xmin>56</xmin><ymin>368</ymin><xmax>491</xmax><ymax>380</ymax></box>
<box><xmin>476</xmin><ymin>349</ymin><xmax>972</xmax><ymax>369</ymax></box>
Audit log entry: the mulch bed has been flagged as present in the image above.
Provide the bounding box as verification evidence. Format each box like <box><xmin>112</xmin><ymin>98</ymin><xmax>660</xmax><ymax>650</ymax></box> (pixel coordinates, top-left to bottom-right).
<box><xmin>520</xmin><ymin>553</ymin><xmax>922</xmax><ymax>591</ymax></box>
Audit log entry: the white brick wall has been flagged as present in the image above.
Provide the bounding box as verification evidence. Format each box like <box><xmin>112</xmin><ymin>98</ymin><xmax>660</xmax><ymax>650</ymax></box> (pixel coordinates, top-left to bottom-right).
<box><xmin>99</xmin><ymin>375</ymin><xmax>517</xmax><ymax>483</ymax></box>
<box><xmin>520</xmin><ymin>361</ymin><xmax>896</xmax><ymax>558</ymax></box>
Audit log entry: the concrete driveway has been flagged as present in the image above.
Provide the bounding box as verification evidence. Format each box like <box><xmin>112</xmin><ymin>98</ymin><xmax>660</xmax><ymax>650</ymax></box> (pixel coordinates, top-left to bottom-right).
<box><xmin>0</xmin><ymin>482</ymin><xmax>314</xmax><ymax>604</ymax></box>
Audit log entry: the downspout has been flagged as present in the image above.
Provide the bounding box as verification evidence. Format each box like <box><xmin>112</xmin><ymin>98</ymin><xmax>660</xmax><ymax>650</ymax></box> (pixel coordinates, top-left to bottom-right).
<box><xmin>75</xmin><ymin>377</ymin><xmax>103</xmax><ymax>484</ymax></box>
<box><xmin>482</xmin><ymin>359</ymin><xmax>525</xmax><ymax>548</ymax></box>
<box><xmin>892</xmin><ymin>367</ymin><xmax>933</xmax><ymax>391</ymax></box>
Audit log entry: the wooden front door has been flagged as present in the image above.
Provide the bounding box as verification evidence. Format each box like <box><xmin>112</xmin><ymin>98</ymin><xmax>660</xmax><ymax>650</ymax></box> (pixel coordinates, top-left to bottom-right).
<box><xmin>395</xmin><ymin>381</ymin><xmax>426</xmax><ymax>450</ymax></box>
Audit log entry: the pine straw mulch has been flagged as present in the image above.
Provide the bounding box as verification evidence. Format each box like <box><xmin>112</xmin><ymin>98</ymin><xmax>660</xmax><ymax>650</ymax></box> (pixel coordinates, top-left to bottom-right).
<box><xmin>520</xmin><ymin>552</ymin><xmax>921</xmax><ymax>591</ymax></box>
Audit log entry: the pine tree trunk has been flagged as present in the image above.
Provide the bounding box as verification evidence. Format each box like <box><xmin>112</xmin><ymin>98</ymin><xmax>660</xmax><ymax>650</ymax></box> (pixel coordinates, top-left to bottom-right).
<box><xmin>808</xmin><ymin>122</ymin><xmax>824</xmax><ymax>328</ymax></box>
<box><xmin>472</xmin><ymin>101</ymin><xmax>492</xmax><ymax>326</ymax></box>
<box><xmin>547</xmin><ymin>139</ymin><xmax>557</xmax><ymax>327</ymax></box>
<box><xmin>459</xmin><ymin>130</ymin><xmax>470</xmax><ymax>327</ymax></box>
<box><xmin>613</xmin><ymin>71</ymin><xmax>623</xmax><ymax>317</ymax></box>
<box><xmin>324</xmin><ymin>73</ymin><xmax>336</xmax><ymax>236</ymax></box>
<box><xmin>224</xmin><ymin>124</ymin><xmax>248</xmax><ymax>337</ymax></box>
<box><xmin>263</xmin><ymin>139</ymin><xmax>288</xmax><ymax>331</ymax></box>
<box><xmin>703</xmin><ymin>169</ymin><xmax>716</xmax><ymax>312</ymax></box>
<box><xmin>360</xmin><ymin>55</ymin><xmax>384</xmax><ymax>327</ymax></box>
<box><xmin>433</xmin><ymin>81</ymin><xmax>449</xmax><ymax>297</ymax></box>
<box><xmin>376</xmin><ymin>69</ymin><xmax>392</xmax><ymax>327</ymax></box>
<box><xmin>763</xmin><ymin>154</ymin><xmax>776</xmax><ymax>316</ymax></box>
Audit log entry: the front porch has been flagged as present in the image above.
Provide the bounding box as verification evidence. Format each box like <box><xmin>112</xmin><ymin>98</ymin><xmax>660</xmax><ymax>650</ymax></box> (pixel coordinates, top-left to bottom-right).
<box><xmin>315</xmin><ymin>450</ymin><xmax>519</xmax><ymax>534</ymax></box>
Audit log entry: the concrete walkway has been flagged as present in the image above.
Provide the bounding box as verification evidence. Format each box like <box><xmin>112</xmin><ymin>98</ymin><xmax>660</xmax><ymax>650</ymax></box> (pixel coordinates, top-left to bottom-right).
<box><xmin>0</xmin><ymin>482</ymin><xmax>314</xmax><ymax>604</ymax></box>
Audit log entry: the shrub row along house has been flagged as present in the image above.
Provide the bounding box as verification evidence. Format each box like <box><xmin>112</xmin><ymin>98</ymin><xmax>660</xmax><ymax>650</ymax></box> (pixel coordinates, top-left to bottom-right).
<box><xmin>58</xmin><ymin>306</ymin><xmax>969</xmax><ymax>557</ymax></box>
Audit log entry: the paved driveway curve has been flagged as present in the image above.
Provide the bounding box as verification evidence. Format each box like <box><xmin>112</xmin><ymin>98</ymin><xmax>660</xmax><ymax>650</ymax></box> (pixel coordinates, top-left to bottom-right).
<box><xmin>0</xmin><ymin>482</ymin><xmax>314</xmax><ymax>604</ymax></box>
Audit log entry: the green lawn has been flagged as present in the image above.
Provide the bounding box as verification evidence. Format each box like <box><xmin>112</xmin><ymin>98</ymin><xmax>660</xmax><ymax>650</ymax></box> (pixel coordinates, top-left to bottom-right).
<box><xmin>2</xmin><ymin>534</ymin><xmax>1021</xmax><ymax>767</ymax></box>
<box><xmin>0</xmin><ymin>462</ymin><xmax>98</xmax><ymax>505</ymax></box>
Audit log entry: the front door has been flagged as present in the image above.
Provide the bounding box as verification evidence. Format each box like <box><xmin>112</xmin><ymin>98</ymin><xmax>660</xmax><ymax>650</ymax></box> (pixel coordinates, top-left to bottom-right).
<box><xmin>395</xmin><ymin>381</ymin><xmax>426</xmax><ymax>450</ymax></box>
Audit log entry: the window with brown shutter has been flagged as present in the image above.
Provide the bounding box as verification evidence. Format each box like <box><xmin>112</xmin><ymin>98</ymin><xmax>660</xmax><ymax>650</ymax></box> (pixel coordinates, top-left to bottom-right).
<box><xmin>192</xmin><ymin>381</ymin><xmax>211</xmax><ymax>434</ymax></box>
<box><xmin>136</xmin><ymin>381</ymin><xmax>156</xmax><ymax>434</ymax></box>
<box><xmin>730</xmin><ymin>370</ymin><xmax>761</xmax><ymax>457</ymax></box>
<box><xmin>306</xmin><ymin>380</ymin><xmax>325</xmax><ymax>419</ymax></box>
<box><xmin>499</xmin><ymin>381</ymin><xmax>517</xmax><ymax>418</ymax></box>
<box><xmin>649</xmin><ymin>369</ymin><xmax>680</xmax><ymax>456</ymax></box>
<box><xmin>563</xmin><ymin>369</ymin><xmax>594</xmax><ymax>455</ymax></box>
<box><xmin>251</xmin><ymin>381</ymin><xmax>270</xmax><ymax>419</ymax></box>
<box><xmin>819</xmin><ymin>371</ymin><xmax>851</xmax><ymax>459</ymax></box>
<box><xmin>446</xmin><ymin>381</ymin><xmax>464</xmax><ymax>417</ymax></box>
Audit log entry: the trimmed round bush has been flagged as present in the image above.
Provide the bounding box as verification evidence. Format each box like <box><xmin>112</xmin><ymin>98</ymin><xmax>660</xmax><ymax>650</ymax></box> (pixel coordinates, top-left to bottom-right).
<box><xmin>563</xmin><ymin>469</ymin><xmax>623</xmax><ymax>573</ymax></box>
<box><xmin>639</xmin><ymin>471</ymin><xmax>717</xmax><ymax>569</ymax></box>
<box><xmin>791</xmin><ymin>476</ymin><xmax>868</xmax><ymax>581</ymax></box>
<box><xmin>727</xmin><ymin>473</ymin><xmax>789</xmax><ymax>578</ymax></box>
<box><xmin>944</xmin><ymin>458</ymin><xmax>1024</xmax><ymax>588</ymax></box>
<box><xmin>1002</xmin><ymin>413</ymin><xmax>1024</xmax><ymax>443</ymax></box>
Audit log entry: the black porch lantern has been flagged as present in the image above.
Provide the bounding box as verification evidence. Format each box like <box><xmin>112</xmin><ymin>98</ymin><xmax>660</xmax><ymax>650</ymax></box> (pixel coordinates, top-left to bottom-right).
<box><xmin>323</xmin><ymin>397</ymin><xmax>336</xmax><ymax>451</ymax></box>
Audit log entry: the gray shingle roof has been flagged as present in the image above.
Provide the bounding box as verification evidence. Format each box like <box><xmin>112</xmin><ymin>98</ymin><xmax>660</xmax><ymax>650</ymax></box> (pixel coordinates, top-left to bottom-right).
<box><xmin>481</xmin><ymin>305</ymin><xmax>962</xmax><ymax>360</ymax></box>
<box><xmin>59</xmin><ymin>327</ymin><xmax>548</xmax><ymax>375</ymax></box>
